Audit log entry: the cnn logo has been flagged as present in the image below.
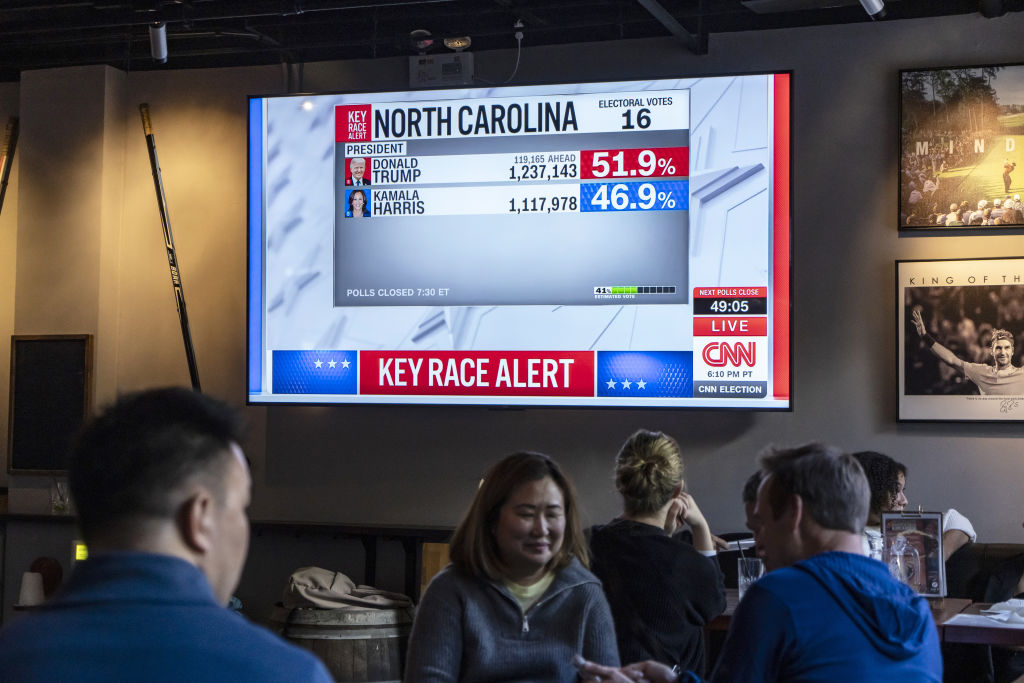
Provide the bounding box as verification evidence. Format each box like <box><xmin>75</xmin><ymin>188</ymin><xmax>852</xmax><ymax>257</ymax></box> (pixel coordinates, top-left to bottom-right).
<box><xmin>702</xmin><ymin>341</ymin><xmax>755</xmax><ymax>367</ymax></box>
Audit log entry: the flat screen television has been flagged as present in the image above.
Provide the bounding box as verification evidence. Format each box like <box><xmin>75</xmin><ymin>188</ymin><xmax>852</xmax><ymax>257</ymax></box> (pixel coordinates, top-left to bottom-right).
<box><xmin>247</xmin><ymin>73</ymin><xmax>791</xmax><ymax>408</ymax></box>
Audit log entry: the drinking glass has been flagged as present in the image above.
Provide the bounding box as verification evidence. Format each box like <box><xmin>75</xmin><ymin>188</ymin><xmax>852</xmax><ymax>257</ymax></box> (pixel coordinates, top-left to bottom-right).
<box><xmin>737</xmin><ymin>557</ymin><xmax>765</xmax><ymax>599</ymax></box>
<box><xmin>866</xmin><ymin>534</ymin><xmax>884</xmax><ymax>561</ymax></box>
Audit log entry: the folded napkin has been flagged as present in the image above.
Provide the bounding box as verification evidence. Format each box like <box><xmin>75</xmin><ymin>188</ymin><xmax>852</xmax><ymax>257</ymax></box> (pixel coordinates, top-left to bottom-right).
<box><xmin>981</xmin><ymin>599</ymin><xmax>1024</xmax><ymax>624</ymax></box>
<box><xmin>984</xmin><ymin>599</ymin><xmax>1024</xmax><ymax>613</ymax></box>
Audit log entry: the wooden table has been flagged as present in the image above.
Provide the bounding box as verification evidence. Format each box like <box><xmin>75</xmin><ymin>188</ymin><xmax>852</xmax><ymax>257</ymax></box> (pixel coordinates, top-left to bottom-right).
<box><xmin>928</xmin><ymin>597</ymin><xmax>972</xmax><ymax>638</ymax></box>
<box><xmin>942</xmin><ymin>603</ymin><xmax>1024</xmax><ymax>646</ymax></box>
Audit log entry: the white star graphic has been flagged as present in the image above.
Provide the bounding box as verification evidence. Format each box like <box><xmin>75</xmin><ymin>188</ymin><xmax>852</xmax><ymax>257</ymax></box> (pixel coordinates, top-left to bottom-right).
<box><xmin>341</xmin><ymin>359</ymin><xmax>351</xmax><ymax>369</ymax></box>
<box><xmin>328</xmin><ymin>360</ymin><xmax>337</xmax><ymax>369</ymax></box>
<box><xmin>621</xmin><ymin>379</ymin><xmax>632</xmax><ymax>389</ymax></box>
<box><xmin>314</xmin><ymin>359</ymin><xmax>323</xmax><ymax>368</ymax></box>
<box><xmin>605</xmin><ymin>378</ymin><xmax>617</xmax><ymax>389</ymax></box>
<box><xmin>636</xmin><ymin>379</ymin><xmax>647</xmax><ymax>390</ymax></box>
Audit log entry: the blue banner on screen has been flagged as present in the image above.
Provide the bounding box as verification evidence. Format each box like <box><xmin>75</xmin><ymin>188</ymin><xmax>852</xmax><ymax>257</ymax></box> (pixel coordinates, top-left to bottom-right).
<box><xmin>596</xmin><ymin>351</ymin><xmax>692</xmax><ymax>398</ymax></box>
<box><xmin>580</xmin><ymin>180</ymin><xmax>689</xmax><ymax>212</ymax></box>
<box><xmin>272</xmin><ymin>351</ymin><xmax>357</xmax><ymax>395</ymax></box>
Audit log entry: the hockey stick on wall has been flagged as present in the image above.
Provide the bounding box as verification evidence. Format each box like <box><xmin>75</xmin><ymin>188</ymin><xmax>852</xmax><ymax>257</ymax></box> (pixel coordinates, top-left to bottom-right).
<box><xmin>139</xmin><ymin>103</ymin><xmax>201</xmax><ymax>391</ymax></box>
<box><xmin>0</xmin><ymin>117</ymin><xmax>18</xmax><ymax>219</ymax></box>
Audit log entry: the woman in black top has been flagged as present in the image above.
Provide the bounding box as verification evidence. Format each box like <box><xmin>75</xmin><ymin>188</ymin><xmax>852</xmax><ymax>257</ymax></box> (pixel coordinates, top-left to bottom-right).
<box><xmin>588</xmin><ymin>429</ymin><xmax>726</xmax><ymax>676</ymax></box>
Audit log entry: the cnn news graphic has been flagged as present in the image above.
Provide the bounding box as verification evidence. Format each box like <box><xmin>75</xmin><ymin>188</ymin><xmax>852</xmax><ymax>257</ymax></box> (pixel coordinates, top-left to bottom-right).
<box><xmin>248</xmin><ymin>74</ymin><xmax>790</xmax><ymax>408</ymax></box>
<box><xmin>900</xmin><ymin>63</ymin><xmax>1024</xmax><ymax>230</ymax></box>
<box><xmin>899</xmin><ymin>257</ymin><xmax>1024</xmax><ymax>421</ymax></box>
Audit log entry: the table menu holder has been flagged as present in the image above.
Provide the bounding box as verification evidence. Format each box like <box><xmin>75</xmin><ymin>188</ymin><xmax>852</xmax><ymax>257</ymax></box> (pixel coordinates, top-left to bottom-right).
<box><xmin>882</xmin><ymin>511</ymin><xmax>946</xmax><ymax>598</ymax></box>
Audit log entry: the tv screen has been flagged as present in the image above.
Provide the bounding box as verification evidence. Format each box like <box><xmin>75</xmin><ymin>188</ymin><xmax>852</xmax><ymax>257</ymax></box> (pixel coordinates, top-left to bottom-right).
<box><xmin>247</xmin><ymin>73</ymin><xmax>791</xmax><ymax>408</ymax></box>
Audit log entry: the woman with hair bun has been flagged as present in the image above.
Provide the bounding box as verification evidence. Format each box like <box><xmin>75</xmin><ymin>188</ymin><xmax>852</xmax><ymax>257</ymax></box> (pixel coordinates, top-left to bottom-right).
<box><xmin>588</xmin><ymin>429</ymin><xmax>726</xmax><ymax>677</ymax></box>
<box><xmin>405</xmin><ymin>451</ymin><xmax>618</xmax><ymax>682</ymax></box>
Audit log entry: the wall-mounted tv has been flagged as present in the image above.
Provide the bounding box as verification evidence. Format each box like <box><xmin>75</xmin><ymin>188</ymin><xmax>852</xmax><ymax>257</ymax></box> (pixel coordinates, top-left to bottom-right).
<box><xmin>247</xmin><ymin>73</ymin><xmax>791</xmax><ymax>408</ymax></box>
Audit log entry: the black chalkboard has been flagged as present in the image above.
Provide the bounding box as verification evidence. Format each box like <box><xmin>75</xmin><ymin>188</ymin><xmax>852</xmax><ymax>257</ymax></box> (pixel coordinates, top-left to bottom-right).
<box><xmin>7</xmin><ymin>335</ymin><xmax>92</xmax><ymax>474</ymax></box>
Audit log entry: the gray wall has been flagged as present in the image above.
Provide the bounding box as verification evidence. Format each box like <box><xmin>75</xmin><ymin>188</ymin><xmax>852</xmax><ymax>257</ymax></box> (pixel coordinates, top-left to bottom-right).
<box><xmin>2</xmin><ymin>12</ymin><xmax>1023</xmax><ymax>585</ymax></box>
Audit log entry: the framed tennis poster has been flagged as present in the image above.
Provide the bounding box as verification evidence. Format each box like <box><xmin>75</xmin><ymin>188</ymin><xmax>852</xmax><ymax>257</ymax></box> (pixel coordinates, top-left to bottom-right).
<box><xmin>898</xmin><ymin>257</ymin><xmax>1024</xmax><ymax>421</ymax></box>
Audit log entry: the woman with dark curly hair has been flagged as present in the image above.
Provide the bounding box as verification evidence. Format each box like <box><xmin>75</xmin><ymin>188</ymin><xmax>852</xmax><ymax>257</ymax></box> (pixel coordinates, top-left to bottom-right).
<box><xmin>850</xmin><ymin>451</ymin><xmax>905</xmax><ymax>560</ymax></box>
<box><xmin>853</xmin><ymin>452</ymin><xmax>906</xmax><ymax>521</ymax></box>
<box><xmin>852</xmin><ymin>450</ymin><xmax>974</xmax><ymax>562</ymax></box>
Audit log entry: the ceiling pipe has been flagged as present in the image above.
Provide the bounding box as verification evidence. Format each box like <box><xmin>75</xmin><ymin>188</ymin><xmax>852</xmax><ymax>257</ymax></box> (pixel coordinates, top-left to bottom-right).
<box><xmin>635</xmin><ymin>0</ymin><xmax>707</xmax><ymax>54</ymax></box>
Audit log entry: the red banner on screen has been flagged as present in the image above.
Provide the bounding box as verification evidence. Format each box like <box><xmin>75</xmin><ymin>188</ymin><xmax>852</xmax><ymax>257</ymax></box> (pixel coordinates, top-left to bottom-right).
<box><xmin>692</xmin><ymin>287</ymin><xmax>768</xmax><ymax>298</ymax></box>
<box><xmin>579</xmin><ymin>147</ymin><xmax>688</xmax><ymax>180</ymax></box>
<box><xmin>772</xmin><ymin>73</ymin><xmax>791</xmax><ymax>400</ymax></box>
<box><xmin>336</xmin><ymin>105</ymin><xmax>372</xmax><ymax>142</ymax></box>
<box><xmin>693</xmin><ymin>317</ymin><xmax>767</xmax><ymax>336</ymax></box>
<box><xmin>360</xmin><ymin>351</ymin><xmax>594</xmax><ymax>396</ymax></box>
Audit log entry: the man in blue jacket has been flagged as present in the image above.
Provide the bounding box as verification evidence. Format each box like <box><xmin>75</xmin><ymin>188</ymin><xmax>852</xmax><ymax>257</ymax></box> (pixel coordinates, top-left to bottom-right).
<box><xmin>579</xmin><ymin>443</ymin><xmax>942</xmax><ymax>682</ymax></box>
<box><xmin>0</xmin><ymin>388</ymin><xmax>332</xmax><ymax>682</ymax></box>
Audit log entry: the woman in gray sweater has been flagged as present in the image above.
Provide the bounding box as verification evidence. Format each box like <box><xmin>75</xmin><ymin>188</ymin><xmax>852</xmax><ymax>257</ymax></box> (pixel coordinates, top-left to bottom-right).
<box><xmin>405</xmin><ymin>452</ymin><xmax>619</xmax><ymax>682</ymax></box>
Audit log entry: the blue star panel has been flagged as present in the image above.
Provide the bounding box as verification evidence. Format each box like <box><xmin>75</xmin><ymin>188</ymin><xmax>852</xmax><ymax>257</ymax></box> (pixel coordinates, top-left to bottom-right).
<box><xmin>596</xmin><ymin>351</ymin><xmax>692</xmax><ymax>398</ymax></box>
<box><xmin>272</xmin><ymin>350</ymin><xmax>357</xmax><ymax>395</ymax></box>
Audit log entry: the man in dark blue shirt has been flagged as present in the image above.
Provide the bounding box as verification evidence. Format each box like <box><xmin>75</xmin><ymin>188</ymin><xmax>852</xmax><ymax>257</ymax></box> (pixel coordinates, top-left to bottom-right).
<box><xmin>0</xmin><ymin>388</ymin><xmax>332</xmax><ymax>682</ymax></box>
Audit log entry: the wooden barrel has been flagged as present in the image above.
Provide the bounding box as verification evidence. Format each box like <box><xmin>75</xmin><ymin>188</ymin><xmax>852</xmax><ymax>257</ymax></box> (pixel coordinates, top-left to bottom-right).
<box><xmin>271</xmin><ymin>604</ymin><xmax>414</xmax><ymax>683</ymax></box>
